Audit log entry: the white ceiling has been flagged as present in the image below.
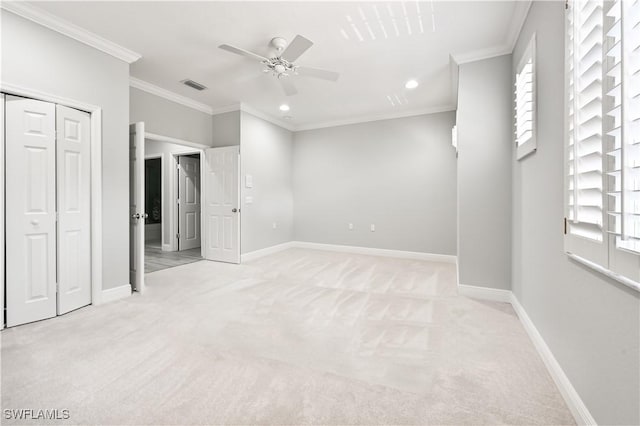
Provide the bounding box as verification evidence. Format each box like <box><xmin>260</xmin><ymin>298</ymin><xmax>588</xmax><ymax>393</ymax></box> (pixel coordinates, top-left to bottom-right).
<box><xmin>31</xmin><ymin>1</ymin><xmax>529</xmax><ymax>129</ymax></box>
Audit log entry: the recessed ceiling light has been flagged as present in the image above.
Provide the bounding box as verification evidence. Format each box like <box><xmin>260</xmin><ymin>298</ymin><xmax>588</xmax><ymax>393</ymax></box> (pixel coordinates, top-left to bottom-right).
<box><xmin>279</xmin><ymin>104</ymin><xmax>290</xmax><ymax>112</ymax></box>
<box><xmin>405</xmin><ymin>79</ymin><xmax>419</xmax><ymax>89</ymax></box>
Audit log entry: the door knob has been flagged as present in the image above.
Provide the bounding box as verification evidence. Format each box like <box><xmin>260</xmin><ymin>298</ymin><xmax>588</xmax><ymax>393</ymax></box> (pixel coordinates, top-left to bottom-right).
<box><xmin>131</xmin><ymin>213</ymin><xmax>141</xmax><ymax>219</ymax></box>
<box><xmin>31</xmin><ymin>219</ymin><xmax>39</xmax><ymax>226</ymax></box>
<box><xmin>232</xmin><ymin>208</ymin><xmax>238</xmax><ymax>213</ymax></box>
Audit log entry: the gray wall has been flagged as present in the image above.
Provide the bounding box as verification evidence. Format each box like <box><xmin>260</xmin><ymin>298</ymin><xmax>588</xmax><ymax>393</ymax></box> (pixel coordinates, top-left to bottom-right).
<box><xmin>1</xmin><ymin>12</ymin><xmax>129</xmax><ymax>290</ymax></box>
<box><xmin>512</xmin><ymin>3</ymin><xmax>640</xmax><ymax>424</ymax></box>
<box><xmin>240</xmin><ymin>112</ymin><xmax>294</xmax><ymax>254</ymax></box>
<box><xmin>130</xmin><ymin>87</ymin><xmax>212</xmax><ymax>145</ymax></box>
<box><xmin>293</xmin><ymin>113</ymin><xmax>457</xmax><ymax>255</ymax></box>
<box><xmin>212</xmin><ymin>111</ymin><xmax>241</xmax><ymax>147</ymax></box>
<box><xmin>457</xmin><ymin>55</ymin><xmax>513</xmax><ymax>290</ymax></box>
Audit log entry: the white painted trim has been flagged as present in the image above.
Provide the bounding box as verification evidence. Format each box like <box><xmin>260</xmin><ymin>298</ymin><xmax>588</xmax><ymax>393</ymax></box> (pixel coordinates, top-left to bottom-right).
<box><xmin>100</xmin><ymin>284</ymin><xmax>132</xmax><ymax>304</ymax></box>
<box><xmin>506</xmin><ymin>0</ymin><xmax>533</xmax><ymax>51</ymax></box>
<box><xmin>510</xmin><ymin>294</ymin><xmax>597</xmax><ymax>426</ymax></box>
<box><xmin>567</xmin><ymin>252</ymin><xmax>640</xmax><ymax>292</ymax></box>
<box><xmin>241</xmin><ymin>242</ymin><xmax>295</xmax><ymax>263</ymax></box>
<box><xmin>0</xmin><ymin>94</ymin><xmax>4</xmax><ymax>329</ymax></box>
<box><xmin>457</xmin><ymin>284</ymin><xmax>512</xmax><ymax>303</ymax></box>
<box><xmin>1</xmin><ymin>82</ymin><xmax>104</xmax><ymax>307</ymax></box>
<box><xmin>145</xmin><ymin>132</ymin><xmax>209</xmax><ymax>150</ymax></box>
<box><xmin>130</xmin><ymin>78</ymin><xmax>214</xmax><ymax>115</ymax></box>
<box><xmin>171</xmin><ymin>149</ymin><xmax>204</xmax><ymax>253</ymax></box>
<box><xmin>0</xmin><ymin>3</ymin><xmax>141</xmax><ymax>64</ymax></box>
<box><xmin>292</xmin><ymin>241</ymin><xmax>457</xmax><ymax>263</ymax></box>
<box><xmin>452</xmin><ymin>45</ymin><xmax>513</xmax><ymax>66</ymax></box>
<box><xmin>90</xmin><ymin>110</ymin><xmax>103</xmax><ymax>305</ymax></box>
<box><xmin>211</xmin><ymin>103</ymin><xmax>242</xmax><ymax>116</ymax></box>
<box><xmin>294</xmin><ymin>105</ymin><xmax>456</xmax><ymax>132</ymax></box>
<box><xmin>240</xmin><ymin>103</ymin><xmax>295</xmax><ymax>132</ymax></box>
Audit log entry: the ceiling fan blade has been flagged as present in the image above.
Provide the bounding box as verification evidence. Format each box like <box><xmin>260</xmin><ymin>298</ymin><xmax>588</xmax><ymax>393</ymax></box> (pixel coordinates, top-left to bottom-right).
<box><xmin>280</xmin><ymin>78</ymin><xmax>298</xmax><ymax>96</ymax></box>
<box><xmin>218</xmin><ymin>44</ymin><xmax>268</xmax><ymax>62</ymax></box>
<box><xmin>281</xmin><ymin>35</ymin><xmax>313</xmax><ymax>62</ymax></box>
<box><xmin>296</xmin><ymin>66</ymin><xmax>340</xmax><ymax>82</ymax></box>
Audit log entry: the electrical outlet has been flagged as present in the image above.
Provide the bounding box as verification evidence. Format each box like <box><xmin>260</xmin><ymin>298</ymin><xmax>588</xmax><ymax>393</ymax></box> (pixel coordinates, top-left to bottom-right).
<box><xmin>348</xmin><ymin>223</ymin><xmax>354</xmax><ymax>230</ymax></box>
<box><xmin>370</xmin><ymin>224</ymin><xmax>375</xmax><ymax>232</ymax></box>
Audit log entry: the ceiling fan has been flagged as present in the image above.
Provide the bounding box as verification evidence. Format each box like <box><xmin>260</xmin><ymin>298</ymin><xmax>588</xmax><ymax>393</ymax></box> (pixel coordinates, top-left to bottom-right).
<box><xmin>218</xmin><ymin>35</ymin><xmax>340</xmax><ymax>96</ymax></box>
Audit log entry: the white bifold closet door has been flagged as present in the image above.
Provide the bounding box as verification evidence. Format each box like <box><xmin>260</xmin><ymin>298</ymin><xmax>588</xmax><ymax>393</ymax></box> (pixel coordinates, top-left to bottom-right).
<box><xmin>56</xmin><ymin>105</ymin><xmax>91</xmax><ymax>315</ymax></box>
<box><xmin>5</xmin><ymin>96</ymin><xmax>91</xmax><ymax>327</ymax></box>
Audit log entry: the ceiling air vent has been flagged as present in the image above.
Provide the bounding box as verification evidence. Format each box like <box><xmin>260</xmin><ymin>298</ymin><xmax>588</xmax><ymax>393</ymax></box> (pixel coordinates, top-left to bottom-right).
<box><xmin>181</xmin><ymin>79</ymin><xmax>207</xmax><ymax>91</ymax></box>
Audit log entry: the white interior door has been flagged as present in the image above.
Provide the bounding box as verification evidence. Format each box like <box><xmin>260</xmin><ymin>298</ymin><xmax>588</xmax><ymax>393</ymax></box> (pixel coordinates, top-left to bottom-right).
<box><xmin>130</xmin><ymin>123</ymin><xmax>145</xmax><ymax>292</ymax></box>
<box><xmin>178</xmin><ymin>155</ymin><xmax>201</xmax><ymax>250</ymax></box>
<box><xmin>56</xmin><ymin>105</ymin><xmax>91</xmax><ymax>314</ymax></box>
<box><xmin>6</xmin><ymin>96</ymin><xmax>57</xmax><ymax>327</ymax></box>
<box><xmin>204</xmin><ymin>146</ymin><xmax>240</xmax><ymax>263</ymax></box>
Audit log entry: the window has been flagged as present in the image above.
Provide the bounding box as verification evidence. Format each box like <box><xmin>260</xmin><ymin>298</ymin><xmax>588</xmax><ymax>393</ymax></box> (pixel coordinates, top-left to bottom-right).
<box><xmin>515</xmin><ymin>34</ymin><xmax>537</xmax><ymax>159</ymax></box>
<box><xmin>565</xmin><ymin>0</ymin><xmax>640</xmax><ymax>288</ymax></box>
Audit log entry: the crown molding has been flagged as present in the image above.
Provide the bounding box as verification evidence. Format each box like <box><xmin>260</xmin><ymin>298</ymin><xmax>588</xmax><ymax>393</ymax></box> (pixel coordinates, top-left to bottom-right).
<box><xmin>130</xmin><ymin>77</ymin><xmax>215</xmax><ymax>115</ymax></box>
<box><xmin>506</xmin><ymin>0</ymin><xmax>533</xmax><ymax>51</ymax></box>
<box><xmin>450</xmin><ymin>0</ymin><xmax>531</xmax><ymax>66</ymax></box>
<box><xmin>210</xmin><ymin>103</ymin><xmax>241</xmax><ymax>116</ymax></box>
<box><xmin>1</xmin><ymin>2</ymin><xmax>141</xmax><ymax>64</ymax></box>
<box><xmin>451</xmin><ymin>44</ymin><xmax>512</xmax><ymax>65</ymax></box>
<box><xmin>294</xmin><ymin>105</ymin><xmax>456</xmax><ymax>132</ymax></box>
<box><xmin>240</xmin><ymin>103</ymin><xmax>296</xmax><ymax>132</ymax></box>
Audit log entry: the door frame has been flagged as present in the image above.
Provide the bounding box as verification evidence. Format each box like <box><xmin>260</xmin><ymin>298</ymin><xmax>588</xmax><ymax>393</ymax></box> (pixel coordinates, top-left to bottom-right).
<box><xmin>173</xmin><ymin>151</ymin><xmax>203</xmax><ymax>254</ymax></box>
<box><xmin>1</xmin><ymin>82</ymin><xmax>104</xmax><ymax>320</ymax></box>
<box><xmin>144</xmin><ymin>133</ymin><xmax>208</xmax><ymax>259</ymax></box>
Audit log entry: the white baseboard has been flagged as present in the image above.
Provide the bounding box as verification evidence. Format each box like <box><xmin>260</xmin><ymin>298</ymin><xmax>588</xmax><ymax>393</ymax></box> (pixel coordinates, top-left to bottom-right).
<box><xmin>510</xmin><ymin>294</ymin><xmax>596</xmax><ymax>426</ymax></box>
<box><xmin>458</xmin><ymin>284</ymin><xmax>512</xmax><ymax>303</ymax></box>
<box><xmin>100</xmin><ymin>284</ymin><xmax>132</xmax><ymax>304</ymax></box>
<box><xmin>241</xmin><ymin>242</ymin><xmax>295</xmax><ymax>262</ymax></box>
<box><xmin>458</xmin><ymin>284</ymin><xmax>596</xmax><ymax>424</ymax></box>
<box><xmin>292</xmin><ymin>241</ymin><xmax>457</xmax><ymax>263</ymax></box>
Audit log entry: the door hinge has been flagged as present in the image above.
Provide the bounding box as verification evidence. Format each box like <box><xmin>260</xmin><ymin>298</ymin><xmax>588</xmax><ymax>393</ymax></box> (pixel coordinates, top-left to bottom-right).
<box><xmin>177</xmin><ymin>198</ymin><xmax>180</xmax><ymax>205</ymax></box>
<box><xmin>176</xmin><ymin>233</ymin><xmax>180</xmax><ymax>239</ymax></box>
<box><xmin>565</xmin><ymin>0</ymin><xmax>569</xmax><ymax>10</ymax></box>
<box><xmin>564</xmin><ymin>217</ymin><xmax>568</xmax><ymax>235</ymax></box>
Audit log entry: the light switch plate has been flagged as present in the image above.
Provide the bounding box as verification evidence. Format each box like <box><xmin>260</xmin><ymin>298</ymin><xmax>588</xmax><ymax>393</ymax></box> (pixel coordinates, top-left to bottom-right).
<box><xmin>245</xmin><ymin>174</ymin><xmax>253</xmax><ymax>188</ymax></box>
<box><xmin>245</xmin><ymin>196</ymin><xmax>253</xmax><ymax>204</ymax></box>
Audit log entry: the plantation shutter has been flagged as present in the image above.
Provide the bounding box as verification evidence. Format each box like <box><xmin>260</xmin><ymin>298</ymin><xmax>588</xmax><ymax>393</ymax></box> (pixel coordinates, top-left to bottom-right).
<box><xmin>515</xmin><ymin>35</ymin><xmax>537</xmax><ymax>159</ymax></box>
<box><xmin>567</xmin><ymin>0</ymin><xmax>606</xmax><ymax>249</ymax></box>
<box><xmin>604</xmin><ymin>0</ymin><xmax>640</xmax><ymax>254</ymax></box>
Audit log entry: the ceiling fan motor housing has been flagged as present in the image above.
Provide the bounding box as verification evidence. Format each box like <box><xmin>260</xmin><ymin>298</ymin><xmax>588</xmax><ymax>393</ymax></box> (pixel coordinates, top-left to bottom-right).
<box><xmin>270</xmin><ymin>37</ymin><xmax>288</xmax><ymax>52</ymax></box>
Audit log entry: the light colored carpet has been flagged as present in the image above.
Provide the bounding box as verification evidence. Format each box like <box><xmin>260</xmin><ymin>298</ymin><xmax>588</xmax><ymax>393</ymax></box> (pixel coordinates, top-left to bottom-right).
<box><xmin>1</xmin><ymin>248</ymin><xmax>574</xmax><ymax>425</ymax></box>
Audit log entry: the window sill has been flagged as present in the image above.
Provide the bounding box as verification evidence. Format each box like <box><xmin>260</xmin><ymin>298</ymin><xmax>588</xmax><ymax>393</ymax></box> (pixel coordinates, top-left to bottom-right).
<box><xmin>567</xmin><ymin>252</ymin><xmax>640</xmax><ymax>293</ymax></box>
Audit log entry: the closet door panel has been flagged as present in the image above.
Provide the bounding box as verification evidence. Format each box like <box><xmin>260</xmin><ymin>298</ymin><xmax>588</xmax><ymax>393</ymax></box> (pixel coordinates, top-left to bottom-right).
<box><xmin>57</xmin><ymin>105</ymin><xmax>91</xmax><ymax>315</ymax></box>
<box><xmin>6</xmin><ymin>96</ymin><xmax>57</xmax><ymax>327</ymax></box>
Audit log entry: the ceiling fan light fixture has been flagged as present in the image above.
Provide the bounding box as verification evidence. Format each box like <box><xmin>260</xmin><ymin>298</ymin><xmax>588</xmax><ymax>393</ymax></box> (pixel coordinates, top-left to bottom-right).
<box><xmin>405</xmin><ymin>79</ymin><xmax>419</xmax><ymax>89</ymax></box>
<box><xmin>279</xmin><ymin>104</ymin><xmax>290</xmax><ymax>112</ymax></box>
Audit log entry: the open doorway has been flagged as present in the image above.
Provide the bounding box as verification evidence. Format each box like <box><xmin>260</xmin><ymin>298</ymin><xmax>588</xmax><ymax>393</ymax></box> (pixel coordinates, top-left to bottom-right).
<box><xmin>130</xmin><ymin>125</ymin><xmax>241</xmax><ymax>292</ymax></box>
<box><xmin>143</xmin><ymin>142</ymin><xmax>203</xmax><ymax>273</ymax></box>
